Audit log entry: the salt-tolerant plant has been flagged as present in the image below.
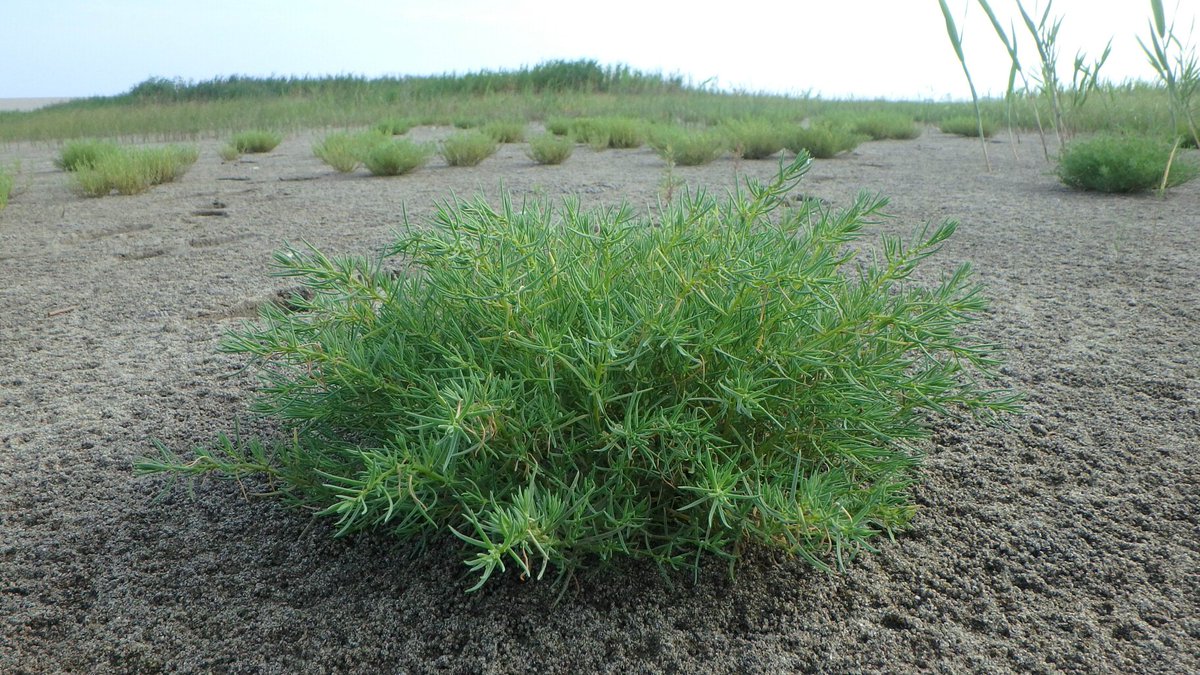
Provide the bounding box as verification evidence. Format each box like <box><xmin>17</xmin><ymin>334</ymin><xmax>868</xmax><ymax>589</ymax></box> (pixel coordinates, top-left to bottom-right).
<box><xmin>137</xmin><ymin>155</ymin><xmax>1018</xmax><ymax>591</ymax></box>
<box><xmin>219</xmin><ymin>144</ymin><xmax>241</xmax><ymax>162</ymax></box>
<box><xmin>374</xmin><ymin>117</ymin><xmax>414</xmax><ymax>136</ymax></box>
<box><xmin>784</xmin><ymin>121</ymin><xmax>864</xmax><ymax>159</ymax></box>
<box><xmin>940</xmin><ymin>115</ymin><xmax>997</xmax><ymax>138</ymax></box>
<box><xmin>362</xmin><ymin>139</ymin><xmax>434</xmax><ymax>176</ymax></box>
<box><xmin>851</xmin><ymin>113</ymin><xmax>922</xmax><ymax>141</ymax></box>
<box><xmin>525</xmin><ymin>133</ymin><xmax>574</xmax><ymax>165</ymax></box>
<box><xmin>0</xmin><ymin>164</ymin><xmax>14</xmax><ymax>210</ymax></box>
<box><xmin>649</xmin><ymin>127</ymin><xmax>726</xmax><ymax>166</ymax></box>
<box><xmin>232</xmin><ymin>130</ymin><xmax>283</xmax><ymax>154</ymax></box>
<box><xmin>483</xmin><ymin>119</ymin><xmax>527</xmax><ymax>144</ymax></box>
<box><xmin>313</xmin><ymin>131</ymin><xmax>381</xmax><ymax>173</ymax></box>
<box><xmin>72</xmin><ymin>145</ymin><xmax>198</xmax><ymax>197</ymax></box>
<box><xmin>55</xmin><ymin>139</ymin><xmax>120</xmax><ymax>171</ymax></box>
<box><xmin>723</xmin><ymin>119</ymin><xmax>787</xmax><ymax>159</ymax></box>
<box><xmin>1056</xmin><ymin>134</ymin><xmax>1198</xmax><ymax>193</ymax></box>
<box><xmin>545</xmin><ymin>117</ymin><xmax>573</xmax><ymax>136</ymax></box>
<box><xmin>937</xmin><ymin>0</ymin><xmax>992</xmax><ymax>170</ymax></box>
<box><xmin>440</xmin><ymin>130</ymin><xmax>499</xmax><ymax>166</ymax></box>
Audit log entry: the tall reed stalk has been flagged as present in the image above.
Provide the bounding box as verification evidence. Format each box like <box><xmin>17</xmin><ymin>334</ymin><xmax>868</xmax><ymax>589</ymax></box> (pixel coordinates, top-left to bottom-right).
<box><xmin>938</xmin><ymin>0</ymin><xmax>992</xmax><ymax>171</ymax></box>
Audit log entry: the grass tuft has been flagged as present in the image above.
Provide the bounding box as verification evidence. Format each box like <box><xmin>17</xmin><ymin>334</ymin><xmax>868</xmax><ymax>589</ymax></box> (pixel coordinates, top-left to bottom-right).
<box><xmin>362</xmin><ymin>139</ymin><xmax>434</xmax><ymax>176</ymax></box>
<box><xmin>1056</xmin><ymin>135</ymin><xmax>1198</xmax><ymax>193</ymax></box>
<box><xmin>56</xmin><ymin>140</ymin><xmax>120</xmax><ymax>171</ymax></box>
<box><xmin>72</xmin><ymin>145</ymin><xmax>198</xmax><ymax>197</ymax></box>
<box><xmin>483</xmin><ymin>120</ymin><xmax>527</xmax><ymax>143</ymax></box>
<box><xmin>440</xmin><ymin>131</ymin><xmax>499</xmax><ymax>167</ymax></box>
<box><xmin>313</xmin><ymin>132</ymin><xmax>382</xmax><ymax>173</ymax></box>
<box><xmin>940</xmin><ymin>115</ymin><xmax>997</xmax><ymax>138</ymax></box>
<box><xmin>724</xmin><ymin>119</ymin><xmax>787</xmax><ymax>159</ymax></box>
<box><xmin>0</xmin><ymin>165</ymin><xmax>14</xmax><ymax>210</ymax></box>
<box><xmin>784</xmin><ymin>121</ymin><xmax>864</xmax><ymax>159</ymax></box>
<box><xmin>232</xmin><ymin>130</ymin><xmax>283</xmax><ymax>153</ymax></box>
<box><xmin>137</xmin><ymin>155</ymin><xmax>1018</xmax><ymax>591</ymax></box>
<box><xmin>852</xmin><ymin>113</ymin><xmax>922</xmax><ymax>140</ymax></box>
<box><xmin>525</xmin><ymin>133</ymin><xmax>574</xmax><ymax>165</ymax></box>
<box><xmin>374</xmin><ymin>117</ymin><xmax>414</xmax><ymax>136</ymax></box>
<box><xmin>650</xmin><ymin>127</ymin><xmax>727</xmax><ymax>165</ymax></box>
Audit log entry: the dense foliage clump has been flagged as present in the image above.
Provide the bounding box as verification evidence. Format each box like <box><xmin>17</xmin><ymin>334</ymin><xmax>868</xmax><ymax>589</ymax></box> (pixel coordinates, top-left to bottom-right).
<box><xmin>140</xmin><ymin>156</ymin><xmax>1016</xmax><ymax>590</ymax></box>
<box><xmin>1057</xmin><ymin>135</ymin><xmax>1198</xmax><ymax>192</ymax></box>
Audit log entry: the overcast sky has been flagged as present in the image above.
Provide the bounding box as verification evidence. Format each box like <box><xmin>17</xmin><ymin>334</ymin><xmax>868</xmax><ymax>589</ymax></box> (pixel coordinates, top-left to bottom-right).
<box><xmin>4</xmin><ymin>1</ymin><xmax>1197</xmax><ymax>100</ymax></box>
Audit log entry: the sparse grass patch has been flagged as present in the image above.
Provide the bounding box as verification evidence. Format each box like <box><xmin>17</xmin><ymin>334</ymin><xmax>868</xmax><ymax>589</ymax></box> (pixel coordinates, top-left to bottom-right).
<box><xmin>440</xmin><ymin>130</ymin><xmax>499</xmax><ymax>166</ymax></box>
<box><xmin>313</xmin><ymin>131</ymin><xmax>382</xmax><ymax>173</ymax></box>
<box><xmin>724</xmin><ymin>119</ymin><xmax>787</xmax><ymax>159</ymax></box>
<box><xmin>571</xmin><ymin>117</ymin><xmax>646</xmax><ymax>150</ymax></box>
<box><xmin>138</xmin><ymin>155</ymin><xmax>1017</xmax><ymax>591</ymax></box>
<box><xmin>72</xmin><ymin>145</ymin><xmax>198</xmax><ymax>197</ymax></box>
<box><xmin>545</xmin><ymin>117</ymin><xmax>573</xmax><ymax>136</ymax></box>
<box><xmin>784</xmin><ymin>121</ymin><xmax>864</xmax><ymax>159</ymax></box>
<box><xmin>232</xmin><ymin>130</ymin><xmax>283</xmax><ymax>153</ymax></box>
<box><xmin>649</xmin><ymin>127</ymin><xmax>726</xmax><ymax>165</ymax></box>
<box><xmin>56</xmin><ymin>139</ymin><xmax>120</xmax><ymax>171</ymax></box>
<box><xmin>939</xmin><ymin>115</ymin><xmax>997</xmax><ymax>138</ymax></box>
<box><xmin>1056</xmin><ymin>134</ymin><xmax>1198</xmax><ymax>193</ymax></box>
<box><xmin>483</xmin><ymin>120</ymin><xmax>526</xmax><ymax>143</ymax></box>
<box><xmin>362</xmin><ymin>139</ymin><xmax>434</xmax><ymax>176</ymax></box>
<box><xmin>852</xmin><ymin>113</ymin><xmax>922</xmax><ymax>140</ymax></box>
<box><xmin>219</xmin><ymin>145</ymin><xmax>241</xmax><ymax>162</ymax></box>
<box><xmin>525</xmin><ymin>133</ymin><xmax>573</xmax><ymax>165</ymax></box>
<box><xmin>374</xmin><ymin>117</ymin><xmax>414</xmax><ymax>135</ymax></box>
<box><xmin>0</xmin><ymin>165</ymin><xmax>14</xmax><ymax>210</ymax></box>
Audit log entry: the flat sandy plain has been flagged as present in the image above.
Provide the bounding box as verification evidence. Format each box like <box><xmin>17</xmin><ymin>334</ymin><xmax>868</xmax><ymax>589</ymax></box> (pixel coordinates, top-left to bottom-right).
<box><xmin>1</xmin><ymin>128</ymin><xmax>1197</xmax><ymax>673</ymax></box>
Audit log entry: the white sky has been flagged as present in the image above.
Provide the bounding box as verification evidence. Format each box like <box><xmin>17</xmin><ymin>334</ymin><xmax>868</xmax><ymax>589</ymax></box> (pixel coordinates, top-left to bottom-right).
<box><xmin>3</xmin><ymin>1</ymin><xmax>1198</xmax><ymax>100</ymax></box>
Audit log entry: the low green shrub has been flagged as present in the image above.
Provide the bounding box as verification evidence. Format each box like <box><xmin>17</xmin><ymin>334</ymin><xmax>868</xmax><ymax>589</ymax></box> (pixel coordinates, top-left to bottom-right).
<box><xmin>526</xmin><ymin>133</ymin><xmax>574</xmax><ymax>165</ymax></box>
<box><xmin>313</xmin><ymin>131</ymin><xmax>382</xmax><ymax>173</ymax></box>
<box><xmin>232</xmin><ymin>130</ymin><xmax>283</xmax><ymax>153</ymax></box>
<box><xmin>545</xmin><ymin>117</ymin><xmax>573</xmax><ymax>136</ymax></box>
<box><xmin>939</xmin><ymin>116</ymin><xmax>996</xmax><ymax>139</ymax></box>
<box><xmin>1056</xmin><ymin>135</ymin><xmax>1199</xmax><ymax>193</ymax></box>
<box><xmin>483</xmin><ymin>120</ymin><xmax>527</xmax><ymax>144</ymax></box>
<box><xmin>374</xmin><ymin>117</ymin><xmax>414</xmax><ymax>136</ymax></box>
<box><xmin>72</xmin><ymin>145</ymin><xmax>198</xmax><ymax>197</ymax></box>
<box><xmin>440</xmin><ymin>131</ymin><xmax>499</xmax><ymax>166</ymax></box>
<box><xmin>571</xmin><ymin>117</ymin><xmax>646</xmax><ymax>150</ymax></box>
<box><xmin>138</xmin><ymin>155</ymin><xmax>1017</xmax><ymax>591</ymax></box>
<box><xmin>0</xmin><ymin>165</ymin><xmax>13</xmax><ymax>210</ymax></box>
<box><xmin>219</xmin><ymin>145</ymin><xmax>241</xmax><ymax>162</ymax></box>
<box><xmin>650</xmin><ymin>127</ymin><xmax>726</xmax><ymax>165</ymax></box>
<box><xmin>852</xmin><ymin>113</ymin><xmax>922</xmax><ymax>140</ymax></box>
<box><xmin>784</xmin><ymin>121</ymin><xmax>864</xmax><ymax>159</ymax></box>
<box><xmin>363</xmin><ymin>139</ymin><xmax>433</xmax><ymax>176</ymax></box>
<box><xmin>56</xmin><ymin>139</ymin><xmax>119</xmax><ymax>171</ymax></box>
<box><xmin>724</xmin><ymin>119</ymin><xmax>787</xmax><ymax>159</ymax></box>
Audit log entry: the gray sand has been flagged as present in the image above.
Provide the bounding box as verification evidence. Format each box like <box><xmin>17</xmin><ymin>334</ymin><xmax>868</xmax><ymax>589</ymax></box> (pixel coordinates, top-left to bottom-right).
<box><xmin>1</xmin><ymin>130</ymin><xmax>1197</xmax><ymax>673</ymax></box>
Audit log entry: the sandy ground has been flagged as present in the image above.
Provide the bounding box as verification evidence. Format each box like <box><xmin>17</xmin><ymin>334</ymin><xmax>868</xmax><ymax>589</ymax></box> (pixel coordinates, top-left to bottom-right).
<box><xmin>1</xmin><ymin>129</ymin><xmax>1197</xmax><ymax>673</ymax></box>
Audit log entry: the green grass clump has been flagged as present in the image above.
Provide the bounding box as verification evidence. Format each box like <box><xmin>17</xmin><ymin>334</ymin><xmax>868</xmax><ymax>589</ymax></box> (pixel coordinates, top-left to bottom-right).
<box><xmin>939</xmin><ymin>115</ymin><xmax>996</xmax><ymax>138</ymax></box>
<box><xmin>784</xmin><ymin>122</ymin><xmax>864</xmax><ymax>159</ymax></box>
<box><xmin>363</xmin><ymin>139</ymin><xmax>434</xmax><ymax>176</ymax></box>
<box><xmin>232</xmin><ymin>130</ymin><xmax>283</xmax><ymax>153</ymax></box>
<box><xmin>724</xmin><ymin>119</ymin><xmax>787</xmax><ymax>159</ymax></box>
<box><xmin>1056</xmin><ymin>135</ymin><xmax>1198</xmax><ymax>193</ymax></box>
<box><xmin>852</xmin><ymin>113</ymin><xmax>922</xmax><ymax>140</ymax></box>
<box><xmin>440</xmin><ymin>131</ymin><xmax>499</xmax><ymax>166</ymax></box>
<box><xmin>56</xmin><ymin>139</ymin><xmax>120</xmax><ymax>171</ymax></box>
<box><xmin>650</xmin><ymin>127</ymin><xmax>726</xmax><ymax>165</ymax></box>
<box><xmin>545</xmin><ymin>117</ymin><xmax>573</xmax><ymax>136</ymax></box>
<box><xmin>374</xmin><ymin>117</ymin><xmax>414</xmax><ymax>135</ymax></box>
<box><xmin>72</xmin><ymin>145</ymin><xmax>198</xmax><ymax>197</ymax></box>
<box><xmin>313</xmin><ymin>131</ymin><xmax>381</xmax><ymax>173</ymax></box>
<box><xmin>525</xmin><ymin>133</ymin><xmax>574</xmax><ymax>165</ymax></box>
<box><xmin>0</xmin><ymin>165</ymin><xmax>13</xmax><ymax>210</ymax></box>
<box><xmin>483</xmin><ymin>120</ymin><xmax>526</xmax><ymax>143</ymax></box>
<box><xmin>570</xmin><ymin>117</ymin><xmax>646</xmax><ymax>150</ymax></box>
<box><xmin>138</xmin><ymin>156</ymin><xmax>1017</xmax><ymax>591</ymax></box>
